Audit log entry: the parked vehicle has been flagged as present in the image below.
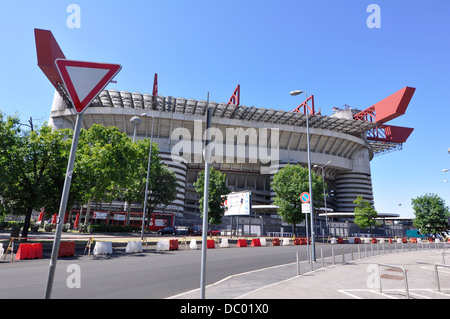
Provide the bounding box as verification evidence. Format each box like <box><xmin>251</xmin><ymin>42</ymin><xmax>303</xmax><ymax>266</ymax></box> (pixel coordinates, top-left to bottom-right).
<box><xmin>158</xmin><ymin>226</ymin><xmax>178</xmax><ymax>235</ymax></box>
<box><xmin>406</xmin><ymin>229</ymin><xmax>427</xmax><ymax>239</ymax></box>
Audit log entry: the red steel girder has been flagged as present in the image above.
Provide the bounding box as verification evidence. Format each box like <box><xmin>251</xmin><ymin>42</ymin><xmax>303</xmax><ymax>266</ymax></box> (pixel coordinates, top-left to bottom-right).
<box><xmin>353</xmin><ymin>87</ymin><xmax>416</xmax><ymax>124</ymax></box>
<box><xmin>367</xmin><ymin>124</ymin><xmax>414</xmax><ymax>144</ymax></box>
<box><xmin>292</xmin><ymin>95</ymin><xmax>319</xmax><ymax>115</ymax></box>
<box><xmin>152</xmin><ymin>73</ymin><xmax>158</xmax><ymax>96</ymax></box>
<box><xmin>227</xmin><ymin>85</ymin><xmax>240</xmax><ymax>106</ymax></box>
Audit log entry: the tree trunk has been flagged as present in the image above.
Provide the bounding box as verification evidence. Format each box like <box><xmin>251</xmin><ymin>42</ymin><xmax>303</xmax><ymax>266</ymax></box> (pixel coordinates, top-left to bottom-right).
<box><xmin>21</xmin><ymin>207</ymin><xmax>33</xmax><ymax>239</ymax></box>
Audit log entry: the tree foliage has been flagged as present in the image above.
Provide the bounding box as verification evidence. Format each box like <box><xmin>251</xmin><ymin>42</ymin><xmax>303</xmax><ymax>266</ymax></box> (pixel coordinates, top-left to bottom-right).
<box><xmin>194</xmin><ymin>167</ymin><xmax>229</xmax><ymax>225</ymax></box>
<box><xmin>0</xmin><ymin>114</ymin><xmax>178</xmax><ymax>236</ymax></box>
<box><xmin>271</xmin><ymin>164</ymin><xmax>324</xmax><ymax>232</ymax></box>
<box><xmin>0</xmin><ymin>113</ymin><xmax>72</xmax><ymax>237</ymax></box>
<box><xmin>412</xmin><ymin>193</ymin><xmax>449</xmax><ymax>235</ymax></box>
<box><xmin>353</xmin><ymin>195</ymin><xmax>378</xmax><ymax>232</ymax></box>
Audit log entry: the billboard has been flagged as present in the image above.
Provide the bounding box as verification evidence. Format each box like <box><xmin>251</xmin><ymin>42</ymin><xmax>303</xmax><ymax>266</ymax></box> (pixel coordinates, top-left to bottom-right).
<box><xmin>223</xmin><ymin>191</ymin><xmax>251</xmax><ymax>216</ymax></box>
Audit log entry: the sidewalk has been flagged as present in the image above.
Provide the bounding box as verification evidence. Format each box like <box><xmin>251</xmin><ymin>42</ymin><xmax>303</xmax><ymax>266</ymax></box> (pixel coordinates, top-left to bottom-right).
<box><xmin>170</xmin><ymin>246</ymin><xmax>450</xmax><ymax>299</ymax></box>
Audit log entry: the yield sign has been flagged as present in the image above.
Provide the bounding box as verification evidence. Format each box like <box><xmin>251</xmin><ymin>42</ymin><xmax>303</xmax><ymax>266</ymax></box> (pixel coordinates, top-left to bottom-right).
<box><xmin>55</xmin><ymin>59</ymin><xmax>121</xmax><ymax>113</ymax></box>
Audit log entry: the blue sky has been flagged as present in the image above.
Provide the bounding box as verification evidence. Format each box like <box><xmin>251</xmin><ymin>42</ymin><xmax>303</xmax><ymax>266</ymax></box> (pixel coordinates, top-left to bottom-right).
<box><xmin>0</xmin><ymin>1</ymin><xmax>449</xmax><ymax>217</ymax></box>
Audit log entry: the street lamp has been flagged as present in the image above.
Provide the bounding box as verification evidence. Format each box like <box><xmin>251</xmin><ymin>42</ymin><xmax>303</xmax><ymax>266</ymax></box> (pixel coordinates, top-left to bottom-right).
<box><xmin>314</xmin><ymin>160</ymin><xmax>332</xmax><ymax>231</ymax></box>
<box><xmin>130</xmin><ymin>116</ymin><xmax>142</xmax><ymax>142</ymax></box>
<box><xmin>140</xmin><ymin>113</ymin><xmax>155</xmax><ymax>239</ymax></box>
<box><xmin>290</xmin><ymin>90</ymin><xmax>316</xmax><ymax>261</ymax></box>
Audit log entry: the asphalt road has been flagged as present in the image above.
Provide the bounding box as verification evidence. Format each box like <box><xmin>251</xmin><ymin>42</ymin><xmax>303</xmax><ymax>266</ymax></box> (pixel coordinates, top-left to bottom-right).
<box><xmin>0</xmin><ymin>243</ymin><xmax>357</xmax><ymax>299</ymax></box>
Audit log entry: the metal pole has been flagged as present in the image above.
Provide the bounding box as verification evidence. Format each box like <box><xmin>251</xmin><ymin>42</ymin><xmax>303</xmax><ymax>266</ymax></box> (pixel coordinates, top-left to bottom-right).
<box><xmin>200</xmin><ymin>95</ymin><xmax>212</xmax><ymax>299</ymax></box>
<box><xmin>45</xmin><ymin>112</ymin><xmax>83</xmax><ymax>299</ymax></box>
<box><xmin>141</xmin><ymin>115</ymin><xmax>154</xmax><ymax>239</ymax></box>
<box><xmin>304</xmin><ymin>92</ymin><xmax>316</xmax><ymax>261</ymax></box>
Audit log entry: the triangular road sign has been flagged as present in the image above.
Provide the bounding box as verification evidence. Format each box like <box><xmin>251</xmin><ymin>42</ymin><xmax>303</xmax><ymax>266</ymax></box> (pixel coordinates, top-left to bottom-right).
<box><xmin>55</xmin><ymin>59</ymin><xmax>121</xmax><ymax>114</ymax></box>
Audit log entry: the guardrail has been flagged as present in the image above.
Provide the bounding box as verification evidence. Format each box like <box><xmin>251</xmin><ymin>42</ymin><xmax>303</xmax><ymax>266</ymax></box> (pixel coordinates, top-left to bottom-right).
<box><xmin>434</xmin><ymin>263</ymin><xmax>450</xmax><ymax>293</ymax></box>
<box><xmin>377</xmin><ymin>263</ymin><xmax>409</xmax><ymax>299</ymax></box>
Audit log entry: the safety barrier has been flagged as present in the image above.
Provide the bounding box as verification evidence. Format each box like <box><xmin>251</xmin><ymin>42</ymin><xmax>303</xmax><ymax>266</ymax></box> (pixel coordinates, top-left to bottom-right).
<box><xmin>272</xmin><ymin>238</ymin><xmax>280</xmax><ymax>246</ymax></box>
<box><xmin>260</xmin><ymin>238</ymin><xmax>267</xmax><ymax>246</ymax></box>
<box><xmin>282</xmin><ymin>238</ymin><xmax>290</xmax><ymax>246</ymax></box>
<box><xmin>125</xmin><ymin>241</ymin><xmax>143</xmax><ymax>253</ymax></box>
<box><xmin>434</xmin><ymin>263</ymin><xmax>450</xmax><ymax>292</ymax></box>
<box><xmin>294</xmin><ymin>238</ymin><xmax>309</xmax><ymax>245</ymax></box>
<box><xmin>251</xmin><ymin>238</ymin><xmax>261</xmax><ymax>247</ymax></box>
<box><xmin>15</xmin><ymin>243</ymin><xmax>43</xmax><ymax>260</ymax></box>
<box><xmin>169</xmin><ymin>239</ymin><xmax>179</xmax><ymax>250</ymax></box>
<box><xmin>378</xmin><ymin>263</ymin><xmax>409</xmax><ymax>299</ymax></box>
<box><xmin>93</xmin><ymin>241</ymin><xmax>113</xmax><ymax>255</ymax></box>
<box><xmin>207</xmin><ymin>239</ymin><xmax>215</xmax><ymax>249</ymax></box>
<box><xmin>220</xmin><ymin>238</ymin><xmax>229</xmax><ymax>248</ymax></box>
<box><xmin>237</xmin><ymin>239</ymin><xmax>247</xmax><ymax>247</ymax></box>
<box><xmin>190</xmin><ymin>239</ymin><xmax>198</xmax><ymax>249</ymax></box>
<box><xmin>0</xmin><ymin>243</ymin><xmax>3</xmax><ymax>259</ymax></box>
<box><xmin>58</xmin><ymin>241</ymin><xmax>75</xmax><ymax>257</ymax></box>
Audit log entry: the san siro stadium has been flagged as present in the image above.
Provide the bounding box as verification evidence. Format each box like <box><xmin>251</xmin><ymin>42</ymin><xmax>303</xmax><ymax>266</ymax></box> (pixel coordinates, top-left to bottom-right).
<box><xmin>48</xmin><ymin>84</ymin><xmax>416</xmax><ymax>238</ymax></box>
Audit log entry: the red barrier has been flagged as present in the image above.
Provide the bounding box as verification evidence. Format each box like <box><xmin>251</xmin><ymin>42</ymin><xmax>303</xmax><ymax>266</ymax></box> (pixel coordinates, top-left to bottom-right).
<box><xmin>169</xmin><ymin>239</ymin><xmax>179</xmax><ymax>250</ymax></box>
<box><xmin>389</xmin><ymin>238</ymin><xmax>392</xmax><ymax>244</ymax></box>
<box><xmin>207</xmin><ymin>239</ymin><xmax>215</xmax><ymax>249</ymax></box>
<box><xmin>251</xmin><ymin>238</ymin><xmax>261</xmax><ymax>247</ymax></box>
<box><xmin>15</xmin><ymin>243</ymin><xmax>43</xmax><ymax>260</ymax></box>
<box><xmin>371</xmin><ymin>238</ymin><xmax>377</xmax><ymax>244</ymax></box>
<box><xmin>237</xmin><ymin>239</ymin><xmax>247</xmax><ymax>247</ymax></box>
<box><xmin>58</xmin><ymin>241</ymin><xmax>75</xmax><ymax>257</ymax></box>
<box><xmin>402</xmin><ymin>238</ymin><xmax>407</xmax><ymax>243</ymax></box>
<box><xmin>337</xmin><ymin>238</ymin><xmax>344</xmax><ymax>244</ymax></box>
<box><xmin>354</xmin><ymin>238</ymin><xmax>361</xmax><ymax>244</ymax></box>
<box><xmin>272</xmin><ymin>238</ymin><xmax>280</xmax><ymax>246</ymax></box>
<box><xmin>293</xmin><ymin>238</ymin><xmax>300</xmax><ymax>245</ymax></box>
<box><xmin>410</xmin><ymin>238</ymin><xmax>417</xmax><ymax>243</ymax></box>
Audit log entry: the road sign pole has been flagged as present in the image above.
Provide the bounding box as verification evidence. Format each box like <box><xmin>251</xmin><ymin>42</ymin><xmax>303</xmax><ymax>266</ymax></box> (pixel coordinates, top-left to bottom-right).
<box><xmin>200</xmin><ymin>95</ymin><xmax>212</xmax><ymax>299</ymax></box>
<box><xmin>44</xmin><ymin>112</ymin><xmax>83</xmax><ymax>299</ymax></box>
<box><xmin>305</xmin><ymin>93</ymin><xmax>316</xmax><ymax>262</ymax></box>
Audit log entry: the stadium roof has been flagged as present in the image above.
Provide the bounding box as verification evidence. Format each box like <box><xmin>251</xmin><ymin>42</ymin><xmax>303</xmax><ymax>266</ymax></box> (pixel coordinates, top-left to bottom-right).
<box><xmin>86</xmin><ymin>89</ymin><xmax>378</xmax><ymax>138</ymax></box>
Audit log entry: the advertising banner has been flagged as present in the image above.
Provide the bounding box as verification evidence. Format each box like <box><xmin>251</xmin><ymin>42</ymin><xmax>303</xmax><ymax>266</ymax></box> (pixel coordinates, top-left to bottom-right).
<box><xmin>223</xmin><ymin>191</ymin><xmax>251</xmax><ymax>216</ymax></box>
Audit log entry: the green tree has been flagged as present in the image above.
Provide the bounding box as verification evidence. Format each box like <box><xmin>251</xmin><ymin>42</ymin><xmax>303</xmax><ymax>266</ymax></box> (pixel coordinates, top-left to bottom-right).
<box><xmin>271</xmin><ymin>164</ymin><xmax>324</xmax><ymax>234</ymax></box>
<box><xmin>412</xmin><ymin>193</ymin><xmax>449</xmax><ymax>235</ymax></box>
<box><xmin>71</xmin><ymin>124</ymin><xmax>133</xmax><ymax>224</ymax></box>
<box><xmin>194</xmin><ymin>167</ymin><xmax>229</xmax><ymax>226</ymax></box>
<box><xmin>353</xmin><ymin>195</ymin><xmax>378</xmax><ymax>234</ymax></box>
<box><xmin>0</xmin><ymin>113</ymin><xmax>72</xmax><ymax>237</ymax></box>
<box><xmin>120</xmin><ymin>138</ymin><xmax>177</xmax><ymax>228</ymax></box>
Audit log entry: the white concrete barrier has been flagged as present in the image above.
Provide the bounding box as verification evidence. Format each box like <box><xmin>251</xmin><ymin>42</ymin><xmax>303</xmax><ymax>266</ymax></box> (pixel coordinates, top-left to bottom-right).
<box><xmin>125</xmin><ymin>241</ymin><xmax>143</xmax><ymax>253</ymax></box>
<box><xmin>190</xmin><ymin>239</ymin><xmax>198</xmax><ymax>250</ymax></box>
<box><xmin>156</xmin><ymin>239</ymin><xmax>170</xmax><ymax>251</ymax></box>
<box><xmin>282</xmin><ymin>238</ymin><xmax>290</xmax><ymax>246</ymax></box>
<box><xmin>260</xmin><ymin>238</ymin><xmax>267</xmax><ymax>246</ymax></box>
<box><xmin>220</xmin><ymin>238</ymin><xmax>229</xmax><ymax>248</ymax></box>
<box><xmin>93</xmin><ymin>241</ymin><xmax>113</xmax><ymax>255</ymax></box>
<box><xmin>330</xmin><ymin>237</ymin><xmax>337</xmax><ymax>244</ymax></box>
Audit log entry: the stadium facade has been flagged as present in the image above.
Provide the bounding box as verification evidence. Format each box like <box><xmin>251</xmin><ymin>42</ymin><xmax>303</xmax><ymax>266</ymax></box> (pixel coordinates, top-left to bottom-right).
<box><xmin>48</xmin><ymin>86</ymin><xmax>414</xmax><ymax>236</ymax></box>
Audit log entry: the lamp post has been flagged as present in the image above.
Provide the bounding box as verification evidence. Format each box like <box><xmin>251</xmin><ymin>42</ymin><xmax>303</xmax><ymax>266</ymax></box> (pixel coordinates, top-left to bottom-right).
<box><xmin>290</xmin><ymin>90</ymin><xmax>316</xmax><ymax>261</ymax></box>
<box><xmin>314</xmin><ymin>161</ymin><xmax>332</xmax><ymax>232</ymax></box>
<box><xmin>140</xmin><ymin>113</ymin><xmax>154</xmax><ymax>239</ymax></box>
<box><xmin>130</xmin><ymin>116</ymin><xmax>142</xmax><ymax>142</ymax></box>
